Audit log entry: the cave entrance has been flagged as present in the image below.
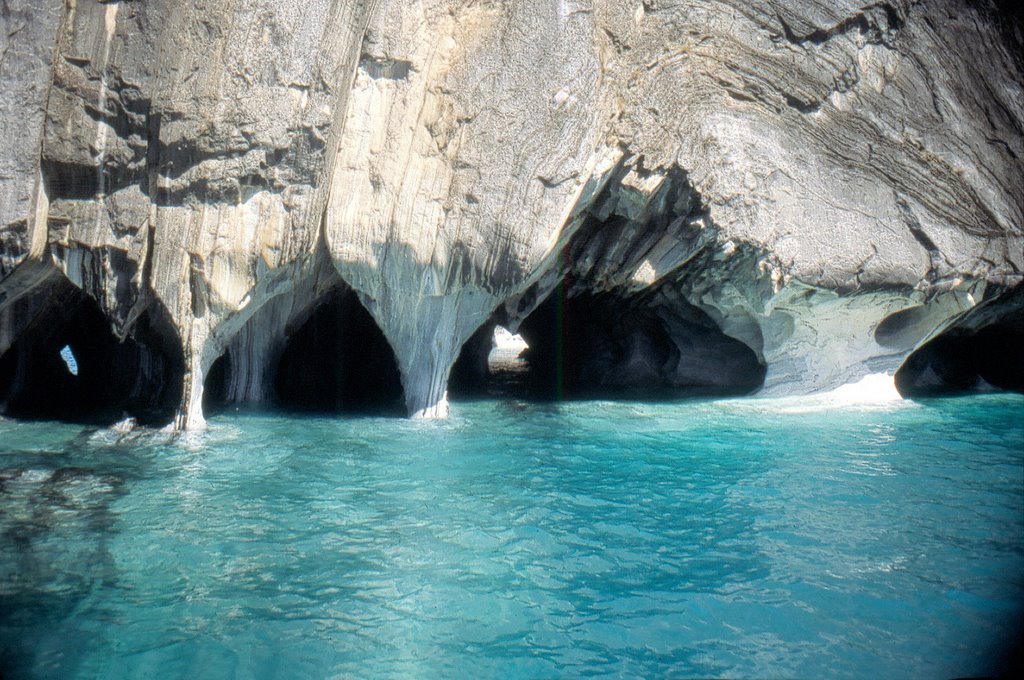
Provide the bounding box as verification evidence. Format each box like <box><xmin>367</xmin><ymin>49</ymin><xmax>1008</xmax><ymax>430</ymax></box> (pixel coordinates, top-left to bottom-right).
<box><xmin>274</xmin><ymin>287</ymin><xmax>404</xmax><ymax>414</ymax></box>
<box><xmin>489</xmin><ymin>326</ymin><xmax>530</xmax><ymax>374</ymax></box>
<box><xmin>450</xmin><ymin>324</ymin><xmax>530</xmax><ymax>398</ymax></box>
<box><xmin>895</xmin><ymin>286</ymin><xmax>1024</xmax><ymax>397</ymax></box>
<box><xmin>451</xmin><ymin>282</ymin><xmax>766</xmax><ymax>401</ymax></box>
<box><xmin>204</xmin><ymin>287</ymin><xmax>404</xmax><ymax>416</ymax></box>
<box><xmin>0</xmin><ymin>281</ymin><xmax>184</xmax><ymax>426</ymax></box>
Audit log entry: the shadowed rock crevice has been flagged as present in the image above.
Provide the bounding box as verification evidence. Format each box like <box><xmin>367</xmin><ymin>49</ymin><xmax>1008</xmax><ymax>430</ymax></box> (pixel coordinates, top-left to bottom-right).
<box><xmin>895</xmin><ymin>284</ymin><xmax>1024</xmax><ymax>396</ymax></box>
<box><xmin>452</xmin><ymin>279</ymin><xmax>766</xmax><ymax>401</ymax></box>
<box><xmin>449</xmin><ymin>323</ymin><xmax>499</xmax><ymax>397</ymax></box>
<box><xmin>203</xmin><ymin>286</ymin><xmax>404</xmax><ymax>416</ymax></box>
<box><xmin>875</xmin><ymin>304</ymin><xmax>937</xmax><ymax>351</ymax></box>
<box><xmin>0</xmin><ymin>280</ymin><xmax>184</xmax><ymax>426</ymax></box>
<box><xmin>518</xmin><ymin>282</ymin><xmax>766</xmax><ymax>400</ymax></box>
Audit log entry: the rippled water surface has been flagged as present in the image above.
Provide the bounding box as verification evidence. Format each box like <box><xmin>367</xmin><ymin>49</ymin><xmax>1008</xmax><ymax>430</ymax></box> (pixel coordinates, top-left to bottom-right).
<box><xmin>1</xmin><ymin>393</ymin><xmax>1022</xmax><ymax>678</ymax></box>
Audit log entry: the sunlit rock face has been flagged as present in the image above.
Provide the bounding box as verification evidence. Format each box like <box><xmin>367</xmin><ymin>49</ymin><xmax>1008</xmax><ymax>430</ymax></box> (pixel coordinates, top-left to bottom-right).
<box><xmin>326</xmin><ymin>0</ymin><xmax>616</xmax><ymax>417</ymax></box>
<box><xmin>0</xmin><ymin>0</ymin><xmax>1021</xmax><ymax>427</ymax></box>
<box><xmin>2</xmin><ymin>0</ymin><xmax>373</xmax><ymax>427</ymax></box>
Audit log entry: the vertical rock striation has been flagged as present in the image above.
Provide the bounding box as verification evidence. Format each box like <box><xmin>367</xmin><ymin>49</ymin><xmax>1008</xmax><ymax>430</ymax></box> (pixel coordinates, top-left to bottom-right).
<box><xmin>1</xmin><ymin>0</ymin><xmax>1022</xmax><ymax>426</ymax></box>
<box><xmin>325</xmin><ymin>0</ymin><xmax>617</xmax><ymax>416</ymax></box>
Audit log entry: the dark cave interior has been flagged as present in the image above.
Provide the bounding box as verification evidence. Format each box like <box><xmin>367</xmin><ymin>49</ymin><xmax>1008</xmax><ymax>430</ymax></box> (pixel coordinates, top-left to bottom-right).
<box><xmin>203</xmin><ymin>286</ymin><xmax>404</xmax><ymax>416</ymax></box>
<box><xmin>451</xmin><ymin>282</ymin><xmax>766</xmax><ymax>401</ymax></box>
<box><xmin>7</xmin><ymin>277</ymin><xmax>1019</xmax><ymax>426</ymax></box>
<box><xmin>896</xmin><ymin>285</ymin><xmax>1024</xmax><ymax>398</ymax></box>
<box><xmin>0</xmin><ymin>282</ymin><xmax>184</xmax><ymax>426</ymax></box>
<box><xmin>895</xmin><ymin>323</ymin><xmax>1024</xmax><ymax>397</ymax></box>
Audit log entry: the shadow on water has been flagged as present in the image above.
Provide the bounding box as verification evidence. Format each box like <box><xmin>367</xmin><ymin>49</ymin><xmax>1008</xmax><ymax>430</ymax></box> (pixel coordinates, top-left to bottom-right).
<box><xmin>0</xmin><ymin>432</ymin><xmax>137</xmax><ymax>679</ymax></box>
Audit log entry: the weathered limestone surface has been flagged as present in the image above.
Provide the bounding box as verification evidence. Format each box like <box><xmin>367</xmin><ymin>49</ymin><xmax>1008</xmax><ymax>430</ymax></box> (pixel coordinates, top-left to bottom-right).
<box><xmin>0</xmin><ymin>0</ymin><xmax>61</xmax><ymax>279</ymax></box>
<box><xmin>0</xmin><ymin>1</ymin><xmax>1021</xmax><ymax>427</ymax></box>
<box><xmin>4</xmin><ymin>0</ymin><xmax>375</xmax><ymax>426</ymax></box>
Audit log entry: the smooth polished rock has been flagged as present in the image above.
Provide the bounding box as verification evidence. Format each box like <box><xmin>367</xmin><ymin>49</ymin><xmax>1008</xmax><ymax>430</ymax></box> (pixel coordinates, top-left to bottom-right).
<box><xmin>0</xmin><ymin>1</ymin><xmax>1021</xmax><ymax>425</ymax></box>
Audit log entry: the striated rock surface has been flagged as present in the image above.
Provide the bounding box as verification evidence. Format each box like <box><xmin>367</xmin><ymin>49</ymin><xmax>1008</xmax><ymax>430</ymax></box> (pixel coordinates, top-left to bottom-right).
<box><xmin>1</xmin><ymin>0</ymin><xmax>1022</xmax><ymax>427</ymax></box>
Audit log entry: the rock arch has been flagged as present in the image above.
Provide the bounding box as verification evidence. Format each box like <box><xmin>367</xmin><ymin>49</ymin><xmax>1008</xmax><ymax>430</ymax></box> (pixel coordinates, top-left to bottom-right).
<box><xmin>0</xmin><ymin>273</ymin><xmax>184</xmax><ymax>426</ymax></box>
<box><xmin>202</xmin><ymin>276</ymin><xmax>404</xmax><ymax>418</ymax></box>
<box><xmin>896</xmin><ymin>285</ymin><xmax>1024</xmax><ymax>396</ymax></box>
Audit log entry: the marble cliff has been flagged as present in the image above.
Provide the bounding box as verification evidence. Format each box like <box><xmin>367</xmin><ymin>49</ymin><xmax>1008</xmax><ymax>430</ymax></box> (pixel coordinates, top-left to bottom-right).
<box><xmin>0</xmin><ymin>0</ymin><xmax>1021</xmax><ymax>428</ymax></box>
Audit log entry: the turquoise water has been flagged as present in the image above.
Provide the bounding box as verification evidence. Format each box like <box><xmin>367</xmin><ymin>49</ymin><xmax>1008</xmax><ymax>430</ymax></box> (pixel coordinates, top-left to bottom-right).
<box><xmin>1</xmin><ymin>393</ymin><xmax>1022</xmax><ymax>679</ymax></box>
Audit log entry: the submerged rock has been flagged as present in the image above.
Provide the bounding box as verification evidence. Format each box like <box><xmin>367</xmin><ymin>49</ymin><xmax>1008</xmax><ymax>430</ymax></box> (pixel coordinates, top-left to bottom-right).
<box><xmin>0</xmin><ymin>1</ymin><xmax>1021</xmax><ymax>425</ymax></box>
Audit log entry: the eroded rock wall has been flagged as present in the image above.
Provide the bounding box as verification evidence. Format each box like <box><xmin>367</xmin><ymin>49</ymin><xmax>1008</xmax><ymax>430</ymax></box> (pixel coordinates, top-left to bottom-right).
<box><xmin>3</xmin><ymin>0</ymin><xmax>376</xmax><ymax>426</ymax></box>
<box><xmin>1</xmin><ymin>0</ymin><xmax>1021</xmax><ymax>427</ymax></box>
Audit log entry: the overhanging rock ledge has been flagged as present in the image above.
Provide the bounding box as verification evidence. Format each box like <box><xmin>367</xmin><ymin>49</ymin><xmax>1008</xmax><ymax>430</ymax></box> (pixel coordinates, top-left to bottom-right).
<box><xmin>0</xmin><ymin>0</ymin><xmax>1021</xmax><ymax>426</ymax></box>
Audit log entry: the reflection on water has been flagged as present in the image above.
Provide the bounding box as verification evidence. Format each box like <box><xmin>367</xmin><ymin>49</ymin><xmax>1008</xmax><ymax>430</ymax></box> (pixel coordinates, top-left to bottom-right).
<box><xmin>0</xmin><ymin>393</ymin><xmax>1022</xmax><ymax>679</ymax></box>
<box><xmin>0</xmin><ymin>455</ymin><xmax>126</xmax><ymax>675</ymax></box>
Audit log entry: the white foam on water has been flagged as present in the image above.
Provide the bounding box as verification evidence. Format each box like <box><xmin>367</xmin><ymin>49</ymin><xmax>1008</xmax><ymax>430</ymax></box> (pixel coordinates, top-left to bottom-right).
<box><xmin>718</xmin><ymin>373</ymin><xmax>912</xmax><ymax>416</ymax></box>
<box><xmin>773</xmin><ymin>373</ymin><xmax>909</xmax><ymax>414</ymax></box>
<box><xmin>822</xmin><ymin>372</ymin><xmax>902</xmax><ymax>403</ymax></box>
